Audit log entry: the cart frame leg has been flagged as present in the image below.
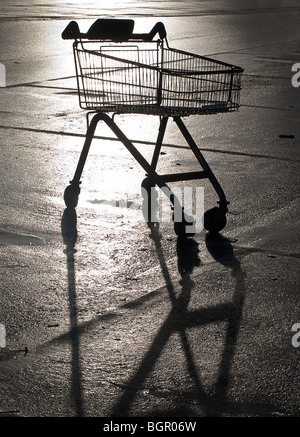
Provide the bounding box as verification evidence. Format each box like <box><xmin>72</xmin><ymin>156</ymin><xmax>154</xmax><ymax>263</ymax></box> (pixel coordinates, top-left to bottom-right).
<box><xmin>150</xmin><ymin>116</ymin><xmax>168</xmax><ymax>170</ymax></box>
<box><xmin>173</xmin><ymin>116</ymin><xmax>229</xmax><ymax>211</ymax></box>
<box><xmin>65</xmin><ymin>112</ymin><xmax>183</xmax><ymax>216</ymax></box>
<box><xmin>71</xmin><ymin>112</ymin><xmax>102</xmax><ymax>186</ymax></box>
<box><xmin>64</xmin><ymin>112</ymin><xmax>229</xmax><ymax>234</ymax></box>
<box><xmin>64</xmin><ymin>113</ymin><xmax>104</xmax><ymax>208</ymax></box>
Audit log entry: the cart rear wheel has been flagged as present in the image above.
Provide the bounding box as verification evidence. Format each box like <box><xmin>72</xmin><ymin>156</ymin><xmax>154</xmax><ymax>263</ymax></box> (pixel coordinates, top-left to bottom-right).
<box><xmin>173</xmin><ymin>211</ymin><xmax>195</xmax><ymax>238</ymax></box>
<box><xmin>64</xmin><ymin>183</ymin><xmax>80</xmax><ymax>208</ymax></box>
<box><xmin>204</xmin><ymin>207</ymin><xmax>227</xmax><ymax>234</ymax></box>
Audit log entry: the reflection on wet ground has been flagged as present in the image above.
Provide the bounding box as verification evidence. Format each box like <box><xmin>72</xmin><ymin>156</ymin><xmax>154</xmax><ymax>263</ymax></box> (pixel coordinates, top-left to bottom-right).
<box><xmin>2</xmin><ymin>0</ymin><xmax>300</xmax><ymax>20</ymax></box>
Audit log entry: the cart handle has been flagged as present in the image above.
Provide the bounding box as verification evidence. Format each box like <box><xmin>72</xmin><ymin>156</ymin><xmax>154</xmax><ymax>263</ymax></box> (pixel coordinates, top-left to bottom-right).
<box><xmin>134</xmin><ymin>22</ymin><xmax>167</xmax><ymax>41</ymax></box>
<box><xmin>62</xmin><ymin>19</ymin><xmax>167</xmax><ymax>41</ymax></box>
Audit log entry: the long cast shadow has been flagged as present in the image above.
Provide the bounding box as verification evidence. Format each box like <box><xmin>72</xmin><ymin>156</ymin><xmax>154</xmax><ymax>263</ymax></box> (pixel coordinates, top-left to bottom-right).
<box><xmin>60</xmin><ymin>208</ymin><xmax>279</xmax><ymax>417</ymax></box>
<box><xmin>61</xmin><ymin>207</ymin><xmax>84</xmax><ymax>417</ymax></box>
<box><xmin>111</xmin><ymin>224</ymin><xmax>202</xmax><ymax>416</ymax></box>
<box><xmin>111</xmin><ymin>223</ymin><xmax>243</xmax><ymax>416</ymax></box>
<box><xmin>110</xmin><ymin>226</ymin><xmax>278</xmax><ymax>416</ymax></box>
<box><xmin>0</xmin><ymin>123</ymin><xmax>298</xmax><ymax>163</ymax></box>
<box><xmin>205</xmin><ymin>233</ymin><xmax>246</xmax><ymax>415</ymax></box>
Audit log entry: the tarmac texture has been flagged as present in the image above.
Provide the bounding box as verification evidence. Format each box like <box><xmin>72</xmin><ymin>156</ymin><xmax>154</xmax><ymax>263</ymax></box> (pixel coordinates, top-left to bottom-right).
<box><xmin>0</xmin><ymin>1</ymin><xmax>299</xmax><ymax>418</ymax></box>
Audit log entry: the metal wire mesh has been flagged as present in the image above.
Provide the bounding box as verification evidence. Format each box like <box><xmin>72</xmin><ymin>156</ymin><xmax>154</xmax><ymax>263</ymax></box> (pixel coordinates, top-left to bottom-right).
<box><xmin>74</xmin><ymin>40</ymin><xmax>243</xmax><ymax>116</ymax></box>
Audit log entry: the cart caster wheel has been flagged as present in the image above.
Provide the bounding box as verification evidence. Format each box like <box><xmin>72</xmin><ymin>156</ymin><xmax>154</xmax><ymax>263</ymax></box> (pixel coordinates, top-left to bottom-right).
<box><xmin>64</xmin><ymin>183</ymin><xmax>80</xmax><ymax>208</ymax></box>
<box><xmin>204</xmin><ymin>207</ymin><xmax>227</xmax><ymax>235</ymax></box>
<box><xmin>173</xmin><ymin>212</ymin><xmax>195</xmax><ymax>238</ymax></box>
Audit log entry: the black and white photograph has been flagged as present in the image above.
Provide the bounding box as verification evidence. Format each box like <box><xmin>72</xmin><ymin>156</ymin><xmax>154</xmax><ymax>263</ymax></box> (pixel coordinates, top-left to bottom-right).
<box><xmin>0</xmin><ymin>0</ymin><xmax>299</xmax><ymax>424</ymax></box>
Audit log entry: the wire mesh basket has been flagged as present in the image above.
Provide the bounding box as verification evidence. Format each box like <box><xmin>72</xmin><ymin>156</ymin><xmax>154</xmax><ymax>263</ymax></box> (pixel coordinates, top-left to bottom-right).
<box><xmin>73</xmin><ymin>39</ymin><xmax>243</xmax><ymax>116</ymax></box>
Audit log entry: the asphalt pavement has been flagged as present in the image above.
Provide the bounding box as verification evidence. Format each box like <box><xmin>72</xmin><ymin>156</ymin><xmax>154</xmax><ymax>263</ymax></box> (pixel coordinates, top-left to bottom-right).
<box><xmin>0</xmin><ymin>2</ymin><xmax>299</xmax><ymax>418</ymax></box>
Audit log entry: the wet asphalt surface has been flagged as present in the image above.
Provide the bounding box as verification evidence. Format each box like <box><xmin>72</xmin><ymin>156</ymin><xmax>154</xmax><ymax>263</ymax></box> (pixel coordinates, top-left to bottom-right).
<box><xmin>0</xmin><ymin>3</ymin><xmax>300</xmax><ymax>418</ymax></box>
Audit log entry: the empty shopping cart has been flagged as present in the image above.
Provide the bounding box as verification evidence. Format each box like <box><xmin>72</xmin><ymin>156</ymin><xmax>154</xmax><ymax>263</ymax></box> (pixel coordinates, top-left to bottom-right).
<box><xmin>62</xmin><ymin>19</ymin><xmax>243</xmax><ymax>236</ymax></box>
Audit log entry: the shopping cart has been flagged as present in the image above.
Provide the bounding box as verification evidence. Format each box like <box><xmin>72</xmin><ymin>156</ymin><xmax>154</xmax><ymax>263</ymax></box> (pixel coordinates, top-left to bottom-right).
<box><xmin>62</xmin><ymin>19</ymin><xmax>243</xmax><ymax>236</ymax></box>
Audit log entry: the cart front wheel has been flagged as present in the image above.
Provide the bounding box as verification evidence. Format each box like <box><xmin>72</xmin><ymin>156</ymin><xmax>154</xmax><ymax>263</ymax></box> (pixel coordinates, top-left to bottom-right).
<box><xmin>204</xmin><ymin>207</ymin><xmax>227</xmax><ymax>234</ymax></box>
<box><xmin>64</xmin><ymin>183</ymin><xmax>80</xmax><ymax>208</ymax></box>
